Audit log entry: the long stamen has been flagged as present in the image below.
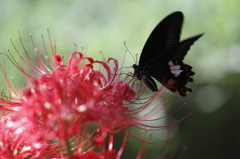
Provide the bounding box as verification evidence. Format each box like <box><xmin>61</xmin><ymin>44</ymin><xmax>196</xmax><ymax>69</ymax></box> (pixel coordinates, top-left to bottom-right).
<box><xmin>41</xmin><ymin>33</ymin><xmax>55</xmax><ymax>69</ymax></box>
<box><xmin>47</xmin><ymin>28</ymin><xmax>56</xmax><ymax>57</ymax></box>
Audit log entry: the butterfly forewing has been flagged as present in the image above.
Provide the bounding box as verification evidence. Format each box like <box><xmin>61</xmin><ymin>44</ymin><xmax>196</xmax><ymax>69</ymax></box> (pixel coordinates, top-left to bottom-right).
<box><xmin>139</xmin><ymin>11</ymin><xmax>183</xmax><ymax>66</ymax></box>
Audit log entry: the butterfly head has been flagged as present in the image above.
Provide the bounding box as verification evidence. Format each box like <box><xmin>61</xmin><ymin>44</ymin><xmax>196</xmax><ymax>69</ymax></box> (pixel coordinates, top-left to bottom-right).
<box><xmin>132</xmin><ymin>64</ymin><xmax>141</xmax><ymax>79</ymax></box>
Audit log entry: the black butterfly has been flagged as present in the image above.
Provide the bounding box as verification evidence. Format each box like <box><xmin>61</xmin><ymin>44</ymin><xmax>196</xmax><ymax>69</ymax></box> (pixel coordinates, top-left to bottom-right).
<box><xmin>132</xmin><ymin>11</ymin><xmax>203</xmax><ymax>96</ymax></box>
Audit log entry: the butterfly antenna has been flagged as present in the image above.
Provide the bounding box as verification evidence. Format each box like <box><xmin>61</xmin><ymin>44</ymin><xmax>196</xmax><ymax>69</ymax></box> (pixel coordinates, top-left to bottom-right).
<box><xmin>135</xmin><ymin>53</ymin><xmax>139</xmax><ymax>64</ymax></box>
<box><xmin>124</xmin><ymin>41</ymin><xmax>136</xmax><ymax>64</ymax></box>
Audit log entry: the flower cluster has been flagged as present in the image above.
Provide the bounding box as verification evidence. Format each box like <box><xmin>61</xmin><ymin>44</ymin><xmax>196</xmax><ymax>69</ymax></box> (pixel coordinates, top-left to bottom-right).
<box><xmin>0</xmin><ymin>33</ymin><xmax>190</xmax><ymax>159</ymax></box>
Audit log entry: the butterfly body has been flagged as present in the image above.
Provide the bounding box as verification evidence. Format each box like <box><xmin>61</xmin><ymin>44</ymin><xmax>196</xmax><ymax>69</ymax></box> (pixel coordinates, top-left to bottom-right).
<box><xmin>133</xmin><ymin>11</ymin><xmax>203</xmax><ymax>96</ymax></box>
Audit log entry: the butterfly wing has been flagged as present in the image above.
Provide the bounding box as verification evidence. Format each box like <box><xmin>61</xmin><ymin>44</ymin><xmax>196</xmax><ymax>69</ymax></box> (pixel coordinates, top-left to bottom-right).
<box><xmin>139</xmin><ymin>11</ymin><xmax>183</xmax><ymax>67</ymax></box>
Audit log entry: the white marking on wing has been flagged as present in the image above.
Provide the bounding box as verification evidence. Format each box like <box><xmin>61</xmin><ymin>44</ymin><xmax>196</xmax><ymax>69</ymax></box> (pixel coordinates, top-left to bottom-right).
<box><xmin>168</xmin><ymin>61</ymin><xmax>174</xmax><ymax>66</ymax></box>
<box><xmin>170</xmin><ymin>65</ymin><xmax>181</xmax><ymax>70</ymax></box>
<box><xmin>171</xmin><ymin>70</ymin><xmax>182</xmax><ymax>76</ymax></box>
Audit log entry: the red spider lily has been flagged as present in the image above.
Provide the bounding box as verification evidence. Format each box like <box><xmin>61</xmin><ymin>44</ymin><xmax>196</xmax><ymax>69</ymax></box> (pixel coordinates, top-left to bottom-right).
<box><xmin>0</xmin><ymin>32</ymin><xmax>193</xmax><ymax>159</ymax></box>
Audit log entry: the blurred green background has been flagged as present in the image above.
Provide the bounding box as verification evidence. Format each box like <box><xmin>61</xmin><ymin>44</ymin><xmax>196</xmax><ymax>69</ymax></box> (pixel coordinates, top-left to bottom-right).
<box><xmin>0</xmin><ymin>0</ymin><xmax>240</xmax><ymax>158</ymax></box>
